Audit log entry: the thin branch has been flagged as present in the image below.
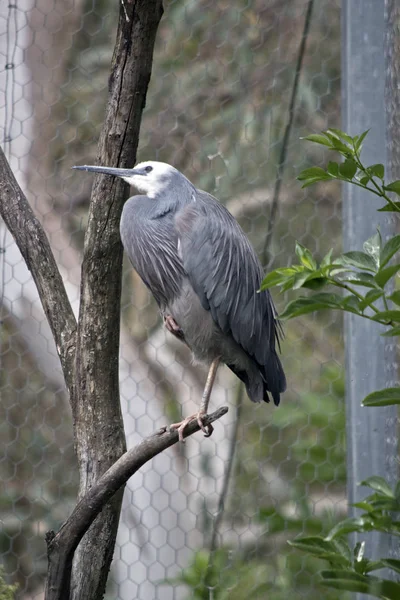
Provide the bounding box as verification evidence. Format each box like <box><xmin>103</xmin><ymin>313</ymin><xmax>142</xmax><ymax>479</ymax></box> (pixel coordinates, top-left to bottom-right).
<box><xmin>204</xmin><ymin>384</ymin><xmax>243</xmax><ymax>588</ymax></box>
<box><xmin>0</xmin><ymin>145</ymin><xmax>77</xmax><ymax>391</ymax></box>
<box><xmin>262</xmin><ymin>0</ymin><xmax>314</xmax><ymax>267</ymax></box>
<box><xmin>44</xmin><ymin>406</ymin><xmax>228</xmax><ymax>600</ymax></box>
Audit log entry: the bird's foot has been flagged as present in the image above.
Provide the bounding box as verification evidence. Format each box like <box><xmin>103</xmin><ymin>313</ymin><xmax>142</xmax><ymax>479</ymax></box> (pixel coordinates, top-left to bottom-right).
<box><xmin>164</xmin><ymin>314</ymin><xmax>185</xmax><ymax>341</ymax></box>
<box><xmin>170</xmin><ymin>411</ymin><xmax>214</xmax><ymax>443</ymax></box>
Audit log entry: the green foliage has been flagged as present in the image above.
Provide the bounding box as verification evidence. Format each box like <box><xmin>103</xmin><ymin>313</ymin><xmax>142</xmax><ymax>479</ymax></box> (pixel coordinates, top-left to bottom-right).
<box><xmin>0</xmin><ymin>567</ymin><xmax>17</xmax><ymax>600</ymax></box>
<box><xmin>262</xmin><ymin>127</ymin><xmax>400</xmax><ymax>598</ymax></box>
<box><xmin>165</xmin><ymin>546</ymin><xmax>344</xmax><ymax>600</ymax></box>
<box><xmin>290</xmin><ymin>478</ymin><xmax>400</xmax><ymax>599</ymax></box>
<box><xmin>262</xmin><ymin>128</ymin><xmax>400</xmax><ymax>396</ymax></box>
<box><xmin>164</xmin><ymin>549</ymin><xmax>273</xmax><ymax>599</ymax></box>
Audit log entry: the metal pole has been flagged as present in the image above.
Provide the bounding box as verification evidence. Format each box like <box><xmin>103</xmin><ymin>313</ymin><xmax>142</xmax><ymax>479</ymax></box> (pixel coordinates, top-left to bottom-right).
<box><xmin>342</xmin><ymin>3</ymin><xmax>398</xmax><ymax>599</ymax></box>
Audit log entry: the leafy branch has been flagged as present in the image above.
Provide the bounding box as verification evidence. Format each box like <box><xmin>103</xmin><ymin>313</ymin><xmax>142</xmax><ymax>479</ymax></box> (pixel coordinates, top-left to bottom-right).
<box><xmin>289</xmin><ymin>477</ymin><xmax>400</xmax><ymax>599</ymax></box>
<box><xmin>261</xmin><ymin>128</ymin><xmax>400</xmax><ymax>598</ymax></box>
<box><xmin>261</xmin><ymin>128</ymin><xmax>400</xmax><ymax>405</ymax></box>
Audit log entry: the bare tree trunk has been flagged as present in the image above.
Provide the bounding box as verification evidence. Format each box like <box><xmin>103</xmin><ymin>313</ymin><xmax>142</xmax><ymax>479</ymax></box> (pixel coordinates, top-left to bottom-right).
<box><xmin>69</xmin><ymin>2</ymin><xmax>163</xmax><ymax>599</ymax></box>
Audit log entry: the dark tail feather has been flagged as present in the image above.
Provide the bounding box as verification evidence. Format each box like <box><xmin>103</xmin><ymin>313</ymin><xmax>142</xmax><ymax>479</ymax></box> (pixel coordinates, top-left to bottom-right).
<box><xmin>226</xmin><ymin>363</ymin><xmax>262</xmax><ymax>403</ymax></box>
<box><xmin>263</xmin><ymin>352</ymin><xmax>286</xmax><ymax>406</ymax></box>
<box><xmin>227</xmin><ymin>352</ymin><xmax>286</xmax><ymax>406</ymax></box>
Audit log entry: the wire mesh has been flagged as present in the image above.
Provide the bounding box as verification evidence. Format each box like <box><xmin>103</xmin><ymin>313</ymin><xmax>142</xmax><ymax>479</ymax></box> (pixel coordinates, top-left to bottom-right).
<box><xmin>0</xmin><ymin>0</ymin><xmax>344</xmax><ymax>598</ymax></box>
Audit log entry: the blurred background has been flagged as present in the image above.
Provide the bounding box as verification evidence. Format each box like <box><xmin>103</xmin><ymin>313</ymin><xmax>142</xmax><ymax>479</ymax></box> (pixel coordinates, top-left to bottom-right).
<box><xmin>0</xmin><ymin>0</ymin><xmax>346</xmax><ymax>598</ymax></box>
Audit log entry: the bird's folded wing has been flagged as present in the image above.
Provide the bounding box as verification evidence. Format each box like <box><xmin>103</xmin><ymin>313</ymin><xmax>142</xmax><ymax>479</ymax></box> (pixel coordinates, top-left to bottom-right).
<box><xmin>174</xmin><ymin>191</ymin><xmax>278</xmax><ymax>368</ymax></box>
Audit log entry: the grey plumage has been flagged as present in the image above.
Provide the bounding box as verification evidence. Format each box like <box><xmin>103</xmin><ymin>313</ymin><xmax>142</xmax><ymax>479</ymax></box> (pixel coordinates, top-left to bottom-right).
<box><xmin>74</xmin><ymin>161</ymin><xmax>286</xmax><ymax>407</ymax></box>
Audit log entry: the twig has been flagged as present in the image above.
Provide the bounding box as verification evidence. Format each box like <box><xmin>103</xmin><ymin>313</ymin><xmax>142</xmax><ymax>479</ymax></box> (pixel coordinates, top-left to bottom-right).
<box><xmin>44</xmin><ymin>406</ymin><xmax>228</xmax><ymax>600</ymax></box>
<box><xmin>262</xmin><ymin>0</ymin><xmax>314</xmax><ymax>267</ymax></box>
<box><xmin>0</xmin><ymin>144</ymin><xmax>77</xmax><ymax>390</ymax></box>
<box><xmin>204</xmin><ymin>384</ymin><xmax>244</xmax><ymax>588</ymax></box>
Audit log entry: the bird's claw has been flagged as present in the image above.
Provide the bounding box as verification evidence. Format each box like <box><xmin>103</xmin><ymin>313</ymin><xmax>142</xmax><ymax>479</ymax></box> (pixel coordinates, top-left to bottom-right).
<box><xmin>170</xmin><ymin>412</ymin><xmax>213</xmax><ymax>442</ymax></box>
<box><xmin>197</xmin><ymin>413</ymin><xmax>213</xmax><ymax>438</ymax></box>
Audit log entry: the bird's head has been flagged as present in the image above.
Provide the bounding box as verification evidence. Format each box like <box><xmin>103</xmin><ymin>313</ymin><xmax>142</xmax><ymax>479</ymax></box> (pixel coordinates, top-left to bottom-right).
<box><xmin>73</xmin><ymin>161</ymin><xmax>189</xmax><ymax>199</ymax></box>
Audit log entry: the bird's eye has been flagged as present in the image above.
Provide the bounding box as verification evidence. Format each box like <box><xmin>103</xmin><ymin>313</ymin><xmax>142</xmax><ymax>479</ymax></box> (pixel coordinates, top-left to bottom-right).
<box><xmin>144</xmin><ymin>166</ymin><xmax>153</xmax><ymax>173</ymax></box>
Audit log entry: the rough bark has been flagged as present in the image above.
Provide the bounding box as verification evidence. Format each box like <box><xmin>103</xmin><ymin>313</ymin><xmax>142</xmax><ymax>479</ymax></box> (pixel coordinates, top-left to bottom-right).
<box><xmin>44</xmin><ymin>407</ymin><xmax>228</xmax><ymax>600</ymax></box>
<box><xmin>70</xmin><ymin>2</ymin><xmax>164</xmax><ymax>599</ymax></box>
<box><xmin>0</xmin><ymin>145</ymin><xmax>77</xmax><ymax>390</ymax></box>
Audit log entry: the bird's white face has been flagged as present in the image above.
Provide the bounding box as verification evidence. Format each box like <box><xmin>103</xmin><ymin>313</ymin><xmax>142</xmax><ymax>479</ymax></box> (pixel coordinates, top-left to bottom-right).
<box><xmin>122</xmin><ymin>161</ymin><xmax>179</xmax><ymax>198</ymax></box>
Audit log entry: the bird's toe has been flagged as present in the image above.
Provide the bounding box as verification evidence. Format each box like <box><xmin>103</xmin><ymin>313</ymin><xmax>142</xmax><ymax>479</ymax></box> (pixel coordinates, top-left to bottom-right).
<box><xmin>196</xmin><ymin>411</ymin><xmax>213</xmax><ymax>438</ymax></box>
<box><xmin>169</xmin><ymin>411</ymin><xmax>213</xmax><ymax>442</ymax></box>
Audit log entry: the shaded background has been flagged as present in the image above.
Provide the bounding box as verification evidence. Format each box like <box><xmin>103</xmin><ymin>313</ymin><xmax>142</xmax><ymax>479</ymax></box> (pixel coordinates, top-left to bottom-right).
<box><xmin>0</xmin><ymin>0</ymin><xmax>346</xmax><ymax>598</ymax></box>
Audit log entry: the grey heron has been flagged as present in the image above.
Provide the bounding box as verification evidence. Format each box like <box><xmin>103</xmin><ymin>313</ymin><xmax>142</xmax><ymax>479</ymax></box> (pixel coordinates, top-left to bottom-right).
<box><xmin>73</xmin><ymin>161</ymin><xmax>286</xmax><ymax>441</ymax></box>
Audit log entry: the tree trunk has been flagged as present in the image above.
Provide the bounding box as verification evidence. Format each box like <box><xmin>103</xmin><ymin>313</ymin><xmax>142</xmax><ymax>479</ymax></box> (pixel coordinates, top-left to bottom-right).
<box><xmin>70</xmin><ymin>2</ymin><xmax>164</xmax><ymax>599</ymax></box>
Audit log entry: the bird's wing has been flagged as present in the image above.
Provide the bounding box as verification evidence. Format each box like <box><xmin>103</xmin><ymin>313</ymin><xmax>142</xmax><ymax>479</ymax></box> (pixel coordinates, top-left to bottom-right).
<box><xmin>120</xmin><ymin>195</ymin><xmax>186</xmax><ymax>308</ymax></box>
<box><xmin>174</xmin><ymin>190</ymin><xmax>281</xmax><ymax>371</ymax></box>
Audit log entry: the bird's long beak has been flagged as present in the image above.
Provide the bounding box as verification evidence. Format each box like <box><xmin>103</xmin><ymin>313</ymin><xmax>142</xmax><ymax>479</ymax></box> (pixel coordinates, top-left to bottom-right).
<box><xmin>72</xmin><ymin>165</ymin><xmax>140</xmax><ymax>178</ymax></box>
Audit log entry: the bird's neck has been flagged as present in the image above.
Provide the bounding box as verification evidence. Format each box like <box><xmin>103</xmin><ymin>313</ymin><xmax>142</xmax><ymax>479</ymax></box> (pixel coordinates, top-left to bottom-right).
<box><xmin>150</xmin><ymin>182</ymin><xmax>196</xmax><ymax>217</ymax></box>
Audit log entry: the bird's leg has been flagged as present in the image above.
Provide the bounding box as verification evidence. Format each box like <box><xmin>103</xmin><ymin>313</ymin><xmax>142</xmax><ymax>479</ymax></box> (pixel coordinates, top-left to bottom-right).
<box><xmin>163</xmin><ymin>314</ymin><xmax>185</xmax><ymax>341</ymax></box>
<box><xmin>198</xmin><ymin>357</ymin><xmax>220</xmax><ymax>433</ymax></box>
<box><xmin>170</xmin><ymin>357</ymin><xmax>220</xmax><ymax>442</ymax></box>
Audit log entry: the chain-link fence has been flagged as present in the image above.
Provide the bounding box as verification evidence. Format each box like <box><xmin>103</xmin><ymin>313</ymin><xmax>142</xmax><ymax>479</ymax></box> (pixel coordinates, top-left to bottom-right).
<box><xmin>0</xmin><ymin>1</ymin><xmax>348</xmax><ymax>598</ymax></box>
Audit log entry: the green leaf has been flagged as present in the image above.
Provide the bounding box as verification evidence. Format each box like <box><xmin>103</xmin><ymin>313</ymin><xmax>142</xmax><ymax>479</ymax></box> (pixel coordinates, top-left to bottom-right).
<box><xmin>381</xmin><ymin>326</ymin><xmax>400</xmax><ymax>337</ymax></box>
<box><xmin>339</xmin><ymin>158</ymin><xmax>358</xmax><ymax>179</ymax></box>
<box><xmin>354</xmin><ymin>129</ymin><xmax>370</xmax><ymax>152</ymax></box>
<box><xmin>302</xmin><ymin>134</ymin><xmax>333</xmax><ymax>147</ymax></box>
<box><xmin>364</xmin><ymin>231</ymin><xmax>381</xmax><ymax>267</ymax></box>
<box><xmin>288</xmin><ymin>537</ymin><xmax>350</xmax><ymax>565</ymax></box>
<box><xmin>368</xmin><ymin>164</ymin><xmax>384</xmax><ymax>179</ymax></box>
<box><xmin>339</xmin><ymin>251</ymin><xmax>377</xmax><ymax>272</ymax></box>
<box><xmin>360</xmin><ymin>476</ymin><xmax>395</xmax><ymax>498</ymax></box>
<box><xmin>338</xmin><ymin>272</ymin><xmax>379</xmax><ymax>288</ymax></box>
<box><xmin>321</xmin><ymin>571</ymin><xmax>400</xmax><ymax>599</ymax></box>
<box><xmin>380</xmin><ymin>559</ymin><xmax>400</xmax><ymax>575</ymax></box>
<box><xmin>279</xmin><ymin>293</ymin><xmax>344</xmax><ymax>320</ymax></box>
<box><xmin>301</xmin><ymin>277</ymin><xmax>328</xmax><ymax>290</ymax></box>
<box><xmin>325</xmin><ymin>518</ymin><xmax>366</xmax><ymax>541</ymax></box>
<box><xmin>327</xmin><ymin>161</ymin><xmax>339</xmax><ymax>177</ymax></box>
<box><xmin>380</xmin><ymin>234</ymin><xmax>400</xmax><ymax>268</ymax></box>
<box><xmin>352</xmin><ymin>501</ymin><xmax>374</xmax><ymax>512</ymax></box>
<box><xmin>260</xmin><ymin>268</ymin><xmax>301</xmax><ymax>291</ymax></box>
<box><xmin>375</xmin><ymin>264</ymin><xmax>400</xmax><ymax>287</ymax></box>
<box><xmin>385</xmin><ymin>180</ymin><xmax>400</xmax><ymax>195</ymax></box>
<box><xmin>326</xmin><ymin>128</ymin><xmax>354</xmax><ymax>144</ymax></box>
<box><xmin>324</xmin><ymin>132</ymin><xmax>353</xmax><ymax>155</ymax></box>
<box><xmin>363</xmin><ymin>560</ymin><xmax>386</xmax><ymax>574</ymax></box>
<box><xmin>297</xmin><ymin>167</ymin><xmax>331</xmax><ymax>182</ymax></box>
<box><xmin>371</xmin><ymin>310</ymin><xmax>400</xmax><ymax>322</ymax></box>
<box><xmin>359</xmin><ymin>289</ymin><xmax>383</xmax><ymax>310</ymax></box>
<box><xmin>321</xmin><ymin>248</ymin><xmax>333</xmax><ymax>268</ymax></box>
<box><xmin>292</xmin><ymin>271</ymin><xmax>314</xmax><ymax>290</ymax></box>
<box><xmin>359</xmin><ymin>175</ymin><xmax>371</xmax><ymax>186</ymax></box>
<box><xmin>300</xmin><ymin>178</ymin><xmax>327</xmax><ymax>189</ymax></box>
<box><xmin>388</xmin><ymin>291</ymin><xmax>400</xmax><ymax>306</ymax></box>
<box><xmin>363</xmin><ymin>388</ymin><xmax>400</xmax><ymax>408</ymax></box>
<box><xmin>378</xmin><ymin>201</ymin><xmax>400</xmax><ymax>212</ymax></box>
<box><xmin>340</xmin><ymin>295</ymin><xmax>362</xmax><ymax>314</ymax></box>
<box><xmin>295</xmin><ymin>242</ymin><xmax>317</xmax><ymax>270</ymax></box>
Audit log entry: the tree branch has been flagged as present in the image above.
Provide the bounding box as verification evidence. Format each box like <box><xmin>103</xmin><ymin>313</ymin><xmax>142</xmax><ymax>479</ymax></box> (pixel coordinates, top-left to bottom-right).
<box><xmin>0</xmin><ymin>145</ymin><xmax>77</xmax><ymax>391</ymax></box>
<box><xmin>44</xmin><ymin>406</ymin><xmax>228</xmax><ymax>600</ymax></box>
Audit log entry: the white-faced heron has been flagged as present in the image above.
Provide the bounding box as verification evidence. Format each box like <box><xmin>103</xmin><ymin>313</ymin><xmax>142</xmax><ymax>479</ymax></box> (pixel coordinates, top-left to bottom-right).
<box><xmin>73</xmin><ymin>161</ymin><xmax>286</xmax><ymax>440</ymax></box>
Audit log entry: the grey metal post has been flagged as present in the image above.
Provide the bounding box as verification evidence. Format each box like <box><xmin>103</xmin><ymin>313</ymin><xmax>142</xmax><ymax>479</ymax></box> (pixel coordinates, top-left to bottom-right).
<box><xmin>342</xmin><ymin>2</ymin><xmax>398</xmax><ymax>594</ymax></box>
